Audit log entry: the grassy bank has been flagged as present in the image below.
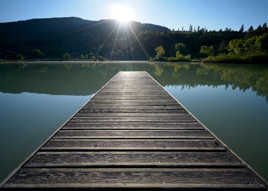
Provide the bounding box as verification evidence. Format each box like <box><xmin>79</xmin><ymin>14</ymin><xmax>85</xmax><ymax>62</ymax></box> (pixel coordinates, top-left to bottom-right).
<box><xmin>202</xmin><ymin>53</ymin><xmax>268</xmax><ymax>64</ymax></box>
<box><xmin>151</xmin><ymin>55</ymin><xmax>192</xmax><ymax>62</ymax></box>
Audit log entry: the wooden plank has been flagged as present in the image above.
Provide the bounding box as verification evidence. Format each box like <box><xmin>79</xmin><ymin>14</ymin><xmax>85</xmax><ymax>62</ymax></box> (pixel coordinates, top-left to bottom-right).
<box><xmin>100</xmin><ymin>89</ymin><xmax>164</xmax><ymax>92</ymax></box>
<box><xmin>71</xmin><ymin>116</ymin><xmax>194</xmax><ymax>121</ymax></box>
<box><xmin>90</xmin><ymin>99</ymin><xmax>178</xmax><ymax>103</ymax></box>
<box><xmin>91</xmin><ymin>97</ymin><xmax>173</xmax><ymax>101</ymax></box>
<box><xmin>4</xmin><ymin>168</ymin><xmax>265</xmax><ymax>190</ymax></box>
<box><xmin>69</xmin><ymin>119</ymin><xmax>197</xmax><ymax>124</ymax></box>
<box><xmin>78</xmin><ymin>109</ymin><xmax>186</xmax><ymax>113</ymax></box>
<box><xmin>97</xmin><ymin>91</ymin><xmax>169</xmax><ymax>95</ymax></box>
<box><xmin>66</xmin><ymin>122</ymin><xmax>199</xmax><ymax>126</ymax></box>
<box><xmin>63</xmin><ymin>123</ymin><xmax>204</xmax><ymax>130</ymax></box>
<box><xmin>87</xmin><ymin>102</ymin><xmax>178</xmax><ymax>106</ymax></box>
<box><xmin>91</xmin><ymin>96</ymin><xmax>174</xmax><ymax>99</ymax></box>
<box><xmin>99</xmin><ymin>87</ymin><xmax>163</xmax><ymax>89</ymax></box>
<box><xmin>41</xmin><ymin>139</ymin><xmax>224</xmax><ymax>151</ymax></box>
<box><xmin>74</xmin><ymin>112</ymin><xmax>191</xmax><ymax>117</ymax></box>
<box><xmin>24</xmin><ymin>151</ymin><xmax>242</xmax><ymax>168</ymax></box>
<box><xmin>73</xmin><ymin>114</ymin><xmax>193</xmax><ymax>118</ymax></box>
<box><xmin>65</xmin><ymin>122</ymin><xmax>202</xmax><ymax>127</ymax></box>
<box><xmin>81</xmin><ymin>106</ymin><xmax>183</xmax><ymax>110</ymax></box>
<box><xmin>54</xmin><ymin>130</ymin><xmax>213</xmax><ymax>139</ymax></box>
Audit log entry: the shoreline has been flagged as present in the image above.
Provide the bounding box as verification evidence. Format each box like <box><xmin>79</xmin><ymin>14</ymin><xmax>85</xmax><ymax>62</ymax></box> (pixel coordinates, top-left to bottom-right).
<box><xmin>1</xmin><ymin>59</ymin><xmax>268</xmax><ymax>65</ymax></box>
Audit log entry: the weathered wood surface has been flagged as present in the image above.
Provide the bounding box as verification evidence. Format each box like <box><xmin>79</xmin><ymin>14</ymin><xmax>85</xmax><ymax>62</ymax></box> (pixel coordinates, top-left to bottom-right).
<box><xmin>1</xmin><ymin>71</ymin><xmax>267</xmax><ymax>190</ymax></box>
<box><xmin>25</xmin><ymin>151</ymin><xmax>242</xmax><ymax>168</ymax></box>
<box><xmin>54</xmin><ymin>129</ymin><xmax>213</xmax><ymax>139</ymax></box>
<box><xmin>42</xmin><ymin>139</ymin><xmax>224</xmax><ymax>151</ymax></box>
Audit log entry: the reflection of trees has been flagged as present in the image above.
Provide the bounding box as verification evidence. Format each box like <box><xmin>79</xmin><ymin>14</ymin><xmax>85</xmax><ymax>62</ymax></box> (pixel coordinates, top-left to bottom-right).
<box><xmin>154</xmin><ymin>64</ymin><xmax>163</xmax><ymax>77</ymax></box>
<box><xmin>152</xmin><ymin>63</ymin><xmax>268</xmax><ymax>101</ymax></box>
<box><xmin>1</xmin><ymin>62</ymin><xmax>268</xmax><ymax>101</ymax></box>
<box><xmin>0</xmin><ymin>63</ymin><xmax>118</xmax><ymax>95</ymax></box>
<box><xmin>40</xmin><ymin>67</ymin><xmax>48</xmax><ymax>73</ymax></box>
<box><xmin>18</xmin><ymin>63</ymin><xmax>28</xmax><ymax>72</ymax></box>
<box><xmin>63</xmin><ymin>63</ymin><xmax>72</xmax><ymax>71</ymax></box>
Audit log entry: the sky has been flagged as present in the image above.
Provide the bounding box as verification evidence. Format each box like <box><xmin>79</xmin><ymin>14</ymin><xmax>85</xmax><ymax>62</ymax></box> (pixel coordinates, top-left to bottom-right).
<box><xmin>0</xmin><ymin>0</ymin><xmax>267</xmax><ymax>30</ymax></box>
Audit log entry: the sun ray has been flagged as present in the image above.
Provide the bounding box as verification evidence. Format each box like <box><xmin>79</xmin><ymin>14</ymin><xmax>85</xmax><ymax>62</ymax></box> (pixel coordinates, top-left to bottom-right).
<box><xmin>128</xmin><ymin>24</ymin><xmax>150</xmax><ymax>59</ymax></box>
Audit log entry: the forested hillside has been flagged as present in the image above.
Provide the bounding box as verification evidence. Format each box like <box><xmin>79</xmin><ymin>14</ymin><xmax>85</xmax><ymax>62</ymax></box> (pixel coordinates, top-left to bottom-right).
<box><xmin>0</xmin><ymin>17</ymin><xmax>267</xmax><ymax>61</ymax></box>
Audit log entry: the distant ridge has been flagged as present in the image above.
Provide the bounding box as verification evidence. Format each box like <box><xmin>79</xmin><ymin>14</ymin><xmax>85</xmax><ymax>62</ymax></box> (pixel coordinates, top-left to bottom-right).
<box><xmin>0</xmin><ymin>17</ymin><xmax>170</xmax><ymax>59</ymax></box>
<box><xmin>0</xmin><ymin>17</ymin><xmax>246</xmax><ymax>60</ymax></box>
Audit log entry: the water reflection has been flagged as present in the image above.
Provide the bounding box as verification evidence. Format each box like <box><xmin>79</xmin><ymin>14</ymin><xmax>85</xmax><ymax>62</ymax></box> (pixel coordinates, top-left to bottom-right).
<box><xmin>1</xmin><ymin>62</ymin><xmax>268</xmax><ymax>101</ymax></box>
<box><xmin>0</xmin><ymin>62</ymin><xmax>268</xmax><ymax>182</ymax></box>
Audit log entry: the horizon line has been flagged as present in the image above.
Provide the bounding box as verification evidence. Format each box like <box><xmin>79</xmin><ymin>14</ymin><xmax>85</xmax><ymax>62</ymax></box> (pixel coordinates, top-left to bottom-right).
<box><xmin>0</xmin><ymin>16</ymin><xmax>266</xmax><ymax>32</ymax></box>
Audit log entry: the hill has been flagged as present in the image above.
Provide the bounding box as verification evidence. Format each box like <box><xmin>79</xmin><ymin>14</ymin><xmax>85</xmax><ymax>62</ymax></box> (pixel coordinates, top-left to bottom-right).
<box><xmin>0</xmin><ymin>17</ymin><xmax>169</xmax><ymax>60</ymax></box>
<box><xmin>1</xmin><ymin>17</ymin><xmax>267</xmax><ymax>61</ymax></box>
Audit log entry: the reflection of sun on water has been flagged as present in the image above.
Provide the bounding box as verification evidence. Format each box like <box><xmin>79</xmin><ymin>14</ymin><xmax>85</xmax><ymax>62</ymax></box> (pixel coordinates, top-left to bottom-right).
<box><xmin>109</xmin><ymin>4</ymin><xmax>136</xmax><ymax>23</ymax></box>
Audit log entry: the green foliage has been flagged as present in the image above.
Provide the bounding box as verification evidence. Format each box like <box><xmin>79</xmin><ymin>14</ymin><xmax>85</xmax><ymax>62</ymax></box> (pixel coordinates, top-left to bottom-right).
<box><xmin>202</xmin><ymin>53</ymin><xmax>268</xmax><ymax>64</ymax></box>
<box><xmin>90</xmin><ymin>55</ymin><xmax>97</xmax><ymax>61</ymax></box>
<box><xmin>202</xmin><ymin>31</ymin><xmax>268</xmax><ymax>64</ymax></box>
<box><xmin>256</xmin><ymin>32</ymin><xmax>268</xmax><ymax>52</ymax></box>
<box><xmin>200</xmin><ymin>45</ymin><xmax>214</xmax><ymax>56</ymax></box>
<box><xmin>227</xmin><ymin>32</ymin><xmax>268</xmax><ymax>56</ymax></box>
<box><xmin>153</xmin><ymin>42</ymin><xmax>191</xmax><ymax>62</ymax></box>
<box><xmin>174</xmin><ymin>43</ymin><xmax>186</xmax><ymax>55</ymax></box>
<box><xmin>176</xmin><ymin>51</ymin><xmax>182</xmax><ymax>58</ymax></box>
<box><xmin>62</xmin><ymin>52</ymin><xmax>71</xmax><ymax>60</ymax></box>
<box><xmin>165</xmin><ymin>56</ymin><xmax>191</xmax><ymax>62</ymax></box>
<box><xmin>97</xmin><ymin>56</ymin><xmax>105</xmax><ymax>61</ymax></box>
<box><xmin>16</xmin><ymin>54</ymin><xmax>24</xmax><ymax>61</ymax></box>
<box><xmin>217</xmin><ymin>41</ymin><xmax>227</xmax><ymax>53</ymax></box>
<box><xmin>80</xmin><ymin>54</ymin><xmax>85</xmax><ymax>59</ymax></box>
<box><xmin>154</xmin><ymin>46</ymin><xmax>165</xmax><ymax>60</ymax></box>
<box><xmin>227</xmin><ymin>39</ymin><xmax>245</xmax><ymax>55</ymax></box>
<box><xmin>32</xmin><ymin>49</ymin><xmax>45</xmax><ymax>59</ymax></box>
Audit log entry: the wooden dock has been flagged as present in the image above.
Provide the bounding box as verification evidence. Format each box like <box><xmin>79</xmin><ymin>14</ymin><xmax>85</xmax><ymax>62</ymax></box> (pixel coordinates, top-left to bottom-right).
<box><xmin>1</xmin><ymin>71</ymin><xmax>267</xmax><ymax>190</ymax></box>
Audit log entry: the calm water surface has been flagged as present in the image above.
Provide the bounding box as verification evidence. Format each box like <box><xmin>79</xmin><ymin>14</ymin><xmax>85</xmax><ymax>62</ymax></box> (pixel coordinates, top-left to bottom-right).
<box><xmin>0</xmin><ymin>62</ymin><xmax>268</xmax><ymax>182</ymax></box>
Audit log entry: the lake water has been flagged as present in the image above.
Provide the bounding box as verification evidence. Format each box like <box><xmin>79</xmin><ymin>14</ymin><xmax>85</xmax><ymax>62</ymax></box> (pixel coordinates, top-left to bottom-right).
<box><xmin>0</xmin><ymin>62</ymin><xmax>268</xmax><ymax>182</ymax></box>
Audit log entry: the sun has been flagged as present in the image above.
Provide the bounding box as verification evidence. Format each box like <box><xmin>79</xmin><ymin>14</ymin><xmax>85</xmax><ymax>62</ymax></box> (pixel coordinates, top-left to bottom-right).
<box><xmin>109</xmin><ymin>4</ymin><xmax>136</xmax><ymax>23</ymax></box>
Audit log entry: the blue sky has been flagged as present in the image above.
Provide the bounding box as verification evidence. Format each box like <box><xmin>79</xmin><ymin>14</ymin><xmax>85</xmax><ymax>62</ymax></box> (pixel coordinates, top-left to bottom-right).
<box><xmin>0</xmin><ymin>0</ymin><xmax>267</xmax><ymax>30</ymax></box>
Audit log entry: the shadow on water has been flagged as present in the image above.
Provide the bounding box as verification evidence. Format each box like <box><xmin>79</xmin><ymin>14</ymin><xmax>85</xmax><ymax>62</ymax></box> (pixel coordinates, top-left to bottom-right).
<box><xmin>0</xmin><ymin>61</ymin><xmax>268</xmax><ymax>182</ymax></box>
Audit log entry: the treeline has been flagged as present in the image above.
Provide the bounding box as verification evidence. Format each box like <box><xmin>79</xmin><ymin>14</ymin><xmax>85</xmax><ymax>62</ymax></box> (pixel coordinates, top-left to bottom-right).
<box><xmin>136</xmin><ymin>27</ymin><xmax>243</xmax><ymax>60</ymax></box>
<box><xmin>201</xmin><ymin>24</ymin><xmax>268</xmax><ymax>63</ymax></box>
<box><xmin>152</xmin><ymin>23</ymin><xmax>268</xmax><ymax>63</ymax></box>
<box><xmin>0</xmin><ymin>17</ymin><xmax>267</xmax><ymax>62</ymax></box>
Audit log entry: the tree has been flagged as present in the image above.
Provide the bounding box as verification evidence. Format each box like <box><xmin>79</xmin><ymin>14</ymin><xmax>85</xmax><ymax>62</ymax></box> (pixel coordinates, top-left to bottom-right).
<box><xmin>154</xmin><ymin>46</ymin><xmax>165</xmax><ymax>60</ymax></box>
<box><xmin>244</xmin><ymin>36</ymin><xmax>260</xmax><ymax>53</ymax></box>
<box><xmin>176</xmin><ymin>51</ymin><xmax>182</xmax><ymax>58</ymax></box>
<box><xmin>62</xmin><ymin>52</ymin><xmax>71</xmax><ymax>60</ymax></box>
<box><xmin>256</xmin><ymin>32</ymin><xmax>268</xmax><ymax>52</ymax></box>
<box><xmin>16</xmin><ymin>54</ymin><xmax>24</xmax><ymax>60</ymax></box>
<box><xmin>239</xmin><ymin>25</ymin><xmax>244</xmax><ymax>33</ymax></box>
<box><xmin>189</xmin><ymin>25</ymin><xmax>193</xmax><ymax>32</ymax></box>
<box><xmin>218</xmin><ymin>41</ymin><xmax>227</xmax><ymax>53</ymax></box>
<box><xmin>200</xmin><ymin>45</ymin><xmax>214</xmax><ymax>56</ymax></box>
<box><xmin>227</xmin><ymin>39</ymin><xmax>245</xmax><ymax>55</ymax></box>
<box><xmin>32</xmin><ymin>49</ymin><xmax>45</xmax><ymax>59</ymax></box>
<box><xmin>174</xmin><ymin>43</ymin><xmax>186</xmax><ymax>55</ymax></box>
<box><xmin>248</xmin><ymin>26</ymin><xmax>254</xmax><ymax>33</ymax></box>
<box><xmin>80</xmin><ymin>54</ymin><xmax>85</xmax><ymax>59</ymax></box>
<box><xmin>263</xmin><ymin>23</ymin><xmax>267</xmax><ymax>29</ymax></box>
